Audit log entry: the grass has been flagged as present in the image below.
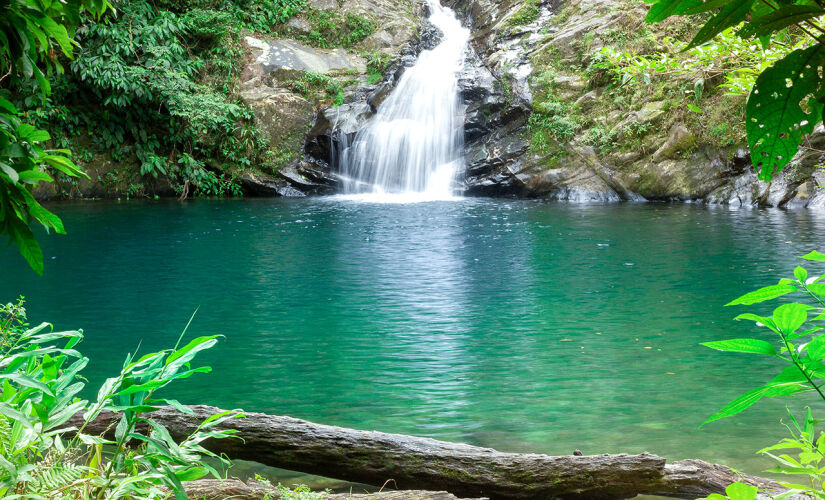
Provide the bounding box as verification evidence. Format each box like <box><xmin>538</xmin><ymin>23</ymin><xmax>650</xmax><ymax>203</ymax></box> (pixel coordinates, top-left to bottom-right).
<box><xmin>278</xmin><ymin>9</ymin><xmax>376</xmax><ymax>48</ymax></box>
<box><xmin>364</xmin><ymin>50</ymin><xmax>392</xmax><ymax>85</ymax></box>
<box><xmin>507</xmin><ymin>0</ymin><xmax>540</xmax><ymax>27</ymax></box>
<box><xmin>286</xmin><ymin>71</ymin><xmax>359</xmax><ymax>106</ymax></box>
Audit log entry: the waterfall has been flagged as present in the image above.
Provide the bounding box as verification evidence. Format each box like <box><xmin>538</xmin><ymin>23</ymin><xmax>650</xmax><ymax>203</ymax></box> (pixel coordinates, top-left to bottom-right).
<box><xmin>336</xmin><ymin>0</ymin><xmax>469</xmax><ymax>202</ymax></box>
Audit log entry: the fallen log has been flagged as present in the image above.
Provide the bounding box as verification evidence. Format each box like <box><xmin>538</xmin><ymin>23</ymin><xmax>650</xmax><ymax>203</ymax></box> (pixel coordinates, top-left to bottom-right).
<box><xmin>68</xmin><ymin>405</ymin><xmax>791</xmax><ymax>499</ymax></box>
<box><xmin>179</xmin><ymin>479</ymin><xmax>486</xmax><ymax>500</ymax></box>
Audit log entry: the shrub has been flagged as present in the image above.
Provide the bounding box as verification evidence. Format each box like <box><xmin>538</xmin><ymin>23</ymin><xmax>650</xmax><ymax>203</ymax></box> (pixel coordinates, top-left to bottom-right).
<box><xmin>0</xmin><ymin>297</ymin><xmax>243</xmax><ymax>498</ymax></box>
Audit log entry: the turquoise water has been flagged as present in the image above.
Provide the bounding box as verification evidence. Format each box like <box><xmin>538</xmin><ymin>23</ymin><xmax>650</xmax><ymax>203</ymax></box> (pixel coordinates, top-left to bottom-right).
<box><xmin>3</xmin><ymin>198</ymin><xmax>825</xmax><ymax>475</ymax></box>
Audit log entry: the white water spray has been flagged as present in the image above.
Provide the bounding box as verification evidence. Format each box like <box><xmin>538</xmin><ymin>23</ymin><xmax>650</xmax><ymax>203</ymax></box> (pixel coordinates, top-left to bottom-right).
<box><xmin>336</xmin><ymin>0</ymin><xmax>469</xmax><ymax>202</ymax></box>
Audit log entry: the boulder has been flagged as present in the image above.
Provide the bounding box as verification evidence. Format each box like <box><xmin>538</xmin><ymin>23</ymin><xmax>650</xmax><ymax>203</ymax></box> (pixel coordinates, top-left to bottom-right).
<box><xmin>527</xmin><ymin>166</ymin><xmax>623</xmax><ymax>202</ymax></box>
<box><xmin>651</xmin><ymin>124</ymin><xmax>695</xmax><ymax>162</ymax></box>
<box><xmin>574</xmin><ymin>89</ymin><xmax>601</xmax><ymax>111</ymax></box>
<box><xmin>244</xmin><ymin>37</ymin><xmax>366</xmax><ymax>75</ymax></box>
<box><xmin>240</xmin><ymin>85</ymin><xmax>315</xmax><ymax>155</ymax></box>
<box><xmin>240</xmin><ymin>172</ymin><xmax>306</xmax><ymax>197</ymax></box>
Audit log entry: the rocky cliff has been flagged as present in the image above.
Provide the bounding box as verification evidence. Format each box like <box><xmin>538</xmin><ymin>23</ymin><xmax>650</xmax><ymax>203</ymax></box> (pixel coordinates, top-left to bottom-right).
<box><xmin>281</xmin><ymin>0</ymin><xmax>825</xmax><ymax>207</ymax></box>
<box><xmin>48</xmin><ymin>0</ymin><xmax>825</xmax><ymax>208</ymax></box>
<box><xmin>442</xmin><ymin>0</ymin><xmax>825</xmax><ymax>207</ymax></box>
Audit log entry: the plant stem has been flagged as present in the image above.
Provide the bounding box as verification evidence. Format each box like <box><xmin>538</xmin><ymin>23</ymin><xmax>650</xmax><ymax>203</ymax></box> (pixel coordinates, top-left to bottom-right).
<box><xmin>779</xmin><ymin>328</ymin><xmax>825</xmax><ymax>405</ymax></box>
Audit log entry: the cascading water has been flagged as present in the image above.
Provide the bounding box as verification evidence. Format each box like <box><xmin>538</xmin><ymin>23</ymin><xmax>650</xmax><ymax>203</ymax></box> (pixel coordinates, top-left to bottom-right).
<box><xmin>336</xmin><ymin>0</ymin><xmax>469</xmax><ymax>201</ymax></box>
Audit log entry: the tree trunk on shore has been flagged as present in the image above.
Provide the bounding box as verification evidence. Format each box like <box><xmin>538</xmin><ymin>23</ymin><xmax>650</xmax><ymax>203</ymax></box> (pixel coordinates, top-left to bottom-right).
<box><xmin>179</xmin><ymin>479</ymin><xmax>484</xmax><ymax>500</ymax></box>
<box><xmin>68</xmin><ymin>405</ymin><xmax>790</xmax><ymax>500</ymax></box>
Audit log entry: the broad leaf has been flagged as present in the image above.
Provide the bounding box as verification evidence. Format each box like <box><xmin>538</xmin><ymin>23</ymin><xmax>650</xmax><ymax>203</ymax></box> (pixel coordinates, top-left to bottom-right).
<box><xmin>741</xmin><ymin>5</ymin><xmax>825</xmax><ymax>38</ymax></box>
<box><xmin>701</xmin><ymin>338</ymin><xmax>777</xmax><ymax>355</ymax></box>
<box><xmin>747</xmin><ymin>45</ymin><xmax>825</xmax><ymax>180</ymax></box>
<box><xmin>704</xmin><ymin>386</ymin><xmax>769</xmax><ymax>424</ymax></box>
<box><xmin>646</xmin><ymin>0</ymin><xmax>701</xmax><ymax>22</ymax></box>
<box><xmin>773</xmin><ymin>303</ymin><xmax>813</xmax><ymax>333</ymax></box>
<box><xmin>726</xmin><ymin>482</ymin><xmax>758</xmax><ymax>500</ymax></box>
<box><xmin>8</xmin><ymin>219</ymin><xmax>44</xmax><ymax>275</ymax></box>
<box><xmin>802</xmin><ymin>250</ymin><xmax>825</xmax><ymax>261</ymax></box>
<box><xmin>726</xmin><ymin>284</ymin><xmax>797</xmax><ymax>305</ymax></box>
<box><xmin>687</xmin><ymin>0</ymin><xmax>755</xmax><ymax>49</ymax></box>
<box><xmin>805</xmin><ymin>335</ymin><xmax>825</xmax><ymax>360</ymax></box>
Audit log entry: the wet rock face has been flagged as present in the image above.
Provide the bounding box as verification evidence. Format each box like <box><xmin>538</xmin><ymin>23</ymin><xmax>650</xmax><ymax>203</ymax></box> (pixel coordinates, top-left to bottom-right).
<box><xmin>419</xmin><ymin>18</ymin><xmax>445</xmax><ymax>50</ymax></box>
<box><xmin>449</xmin><ymin>0</ymin><xmax>825</xmax><ymax>207</ymax></box>
<box><xmin>237</xmin><ymin>1</ymin><xmax>426</xmax><ymax>197</ymax></box>
<box><xmin>703</xmin><ymin>127</ymin><xmax>825</xmax><ymax>208</ymax></box>
<box><xmin>448</xmin><ymin>0</ymin><xmax>539</xmax><ymax>198</ymax></box>
<box><xmin>245</xmin><ymin>37</ymin><xmax>367</xmax><ymax>74</ymax></box>
<box><xmin>240</xmin><ymin>86</ymin><xmax>316</xmax><ymax>155</ymax></box>
<box><xmin>304</xmin><ymin>102</ymin><xmax>373</xmax><ymax>165</ymax></box>
<box><xmin>299</xmin><ymin>10</ymin><xmax>441</xmax><ymax>187</ymax></box>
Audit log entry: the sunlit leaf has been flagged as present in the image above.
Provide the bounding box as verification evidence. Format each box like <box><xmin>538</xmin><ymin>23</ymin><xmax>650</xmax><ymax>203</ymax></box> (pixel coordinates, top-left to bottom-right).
<box><xmin>704</xmin><ymin>386</ymin><xmax>770</xmax><ymax>424</ymax></box>
<box><xmin>802</xmin><ymin>251</ymin><xmax>825</xmax><ymax>261</ymax></box>
<box><xmin>701</xmin><ymin>338</ymin><xmax>777</xmax><ymax>355</ymax></box>
<box><xmin>725</xmin><ymin>482</ymin><xmax>758</xmax><ymax>500</ymax></box>
<box><xmin>726</xmin><ymin>284</ymin><xmax>797</xmax><ymax>305</ymax></box>
<box><xmin>773</xmin><ymin>303</ymin><xmax>813</xmax><ymax>333</ymax></box>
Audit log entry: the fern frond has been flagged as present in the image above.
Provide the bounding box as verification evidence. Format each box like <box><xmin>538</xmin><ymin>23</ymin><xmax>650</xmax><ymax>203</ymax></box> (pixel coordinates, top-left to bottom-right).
<box><xmin>0</xmin><ymin>416</ymin><xmax>11</xmax><ymax>457</ymax></box>
<box><xmin>30</xmin><ymin>462</ymin><xmax>89</xmax><ymax>494</ymax></box>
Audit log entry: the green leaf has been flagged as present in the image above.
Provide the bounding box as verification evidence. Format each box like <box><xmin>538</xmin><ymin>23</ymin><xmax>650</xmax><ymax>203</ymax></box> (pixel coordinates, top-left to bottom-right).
<box><xmin>805</xmin><ymin>335</ymin><xmax>825</xmax><ymax>360</ymax></box>
<box><xmin>701</xmin><ymin>338</ymin><xmax>777</xmax><ymax>355</ymax></box>
<box><xmin>21</xmin><ymin>189</ymin><xmax>65</xmax><ymax>234</ymax></box>
<box><xmin>199</xmin><ymin>409</ymin><xmax>240</xmax><ymax>427</ymax></box>
<box><xmin>726</xmin><ymin>482</ymin><xmax>758</xmax><ymax>500</ymax></box>
<box><xmin>175</xmin><ymin>466</ymin><xmax>209</xmax><ymax>482</ymax></box>
<box><xmin>795</xmin><ymin>266</ymin><xmax>808</xmax><ymax>282</ymax></box>
<box><xmin>165</xmin><ymin>335</ymin><xmax>219</xmax><ymax>367</ymax></box>
<box><xmin>17</xmin><ymin>169</ymin><xmax>53</xmax><ymax>183</ymax></box>
<box><xmin>0</xmin><ymin>164</ymin><xmax>19</xmax><ymax>184</ymax></box>
<box><xmin>0</xmin><ymin>373</ymin><xmax>55</xmax><ymax>396</ymax></box>
<box><xmin>764</xmin><ymin>382</ymin><xmax>809</xmax><ymax>397</ymax></box>
<box><xmin>687</xmin><ymin>103</ymin><xmax>702</xmax><ymax>113</ymax></box>
<box><xmin>0</xmin><ymin>97</ymin><xmax>17</xmax><ymax>114</ymax></box>
<box><xmin>26</xmin><ymin>130</ymin><xmax>50</xmax><ymax>143</ymax></box>
<box><xmin>683</xmin><ymin>0</ymin><xmax>736</xmax><ymax>15</ymax></box>
<box><xmin>773</xmin><ymin>303</ymin><xmax>813</xmax><ymax>333</ymax></box>
<box><xmin>32</xmin><ymin>66</ymin><xmax>50</xmax><ymax>98</ymax></box>
<box><xmin>726</xmin><ymin>284</ymin><xmax>797</xmax><ymax>305</ymax></box>
<box><xmin>687</xmin><ymin>0</ymin><xmax>755</xmax><ymax>49</ymax></box>
<box><xmin>36</xmin><ymin>16</ymin><xmax>74</xmax><ymax>58</ymax></box>
<box><xmin>759</xmin><ymin>439</ymin><xmax>810</xmax><ymax>454</ymax></box>
<box><xmin>741</xmin><ymin>5</ymin><xmax>825</xmax><ymax>38</ymax></box>
<box><xmin>704</xmin><ymin>386</ymin><xmax>769</xmax><ymax>424</ymax></box>
<box><xmin>747</xmin><ymin>45</ymin><xmax>825</xmax><ymax>181</ymax></box>
<box><xmin>771</xmin><ymin>365</ymin><xmax>807</xmax><ymax>384</ymax></box>
<box><xmin>77</xmin><ymin>433</ymin><xmax>115</xmax><ymax>445</ymax></box>
<box><xmin>8</xmin><ymin>219</ymin><xmax>44</xmax><ymax>275</ymax></box>
<box><xmin>160</xmin><ymin>399</ymin><xmax>195</xmax><ymax>415</ymax></box>
<box><xmin>734</xmin><ymin>312</ymin><xmax>771</xmax><ymax>323</ymax></box>
<box><xmin>802</xmin><ymin>250</ymin><xmax>825</xmax><ymax>261</ymax></box>
<box><xmin>645</xmin><ymin>0</ymin><xmax>704</xmax><ymax>22</ymax></box>
<box><xmin>114</xmin><ymin>379</ymin><xmax>166</xmax><ymax>396</ymax></box>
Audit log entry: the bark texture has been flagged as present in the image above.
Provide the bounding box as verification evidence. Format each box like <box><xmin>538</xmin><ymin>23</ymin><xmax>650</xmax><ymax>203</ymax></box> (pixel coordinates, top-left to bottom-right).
<box><xmin>68</xmin><ymin>405</ymin><xmax>793</xmax><ymax>500</ymax></box>
<box><xmin>180</xmin><ymin>479</ymin><xmax>485</xmax><ymax>500</ymax></box>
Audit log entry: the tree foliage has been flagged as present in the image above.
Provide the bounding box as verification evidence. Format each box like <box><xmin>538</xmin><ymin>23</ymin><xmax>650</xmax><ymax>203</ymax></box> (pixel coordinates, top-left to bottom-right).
<box><xmin>645</xmin><ymin>0</ymin><xmax>825</xmax><ymax>180</ymax></box>
<box><xmin>2</xmin><ymin>0</ymin><xmax>310</xmax><ymax>274</ymax></box>
<box><xmin>1</xmin><ymin>0</ymin><xmax>112</xmax><ymax>274</ymax></box>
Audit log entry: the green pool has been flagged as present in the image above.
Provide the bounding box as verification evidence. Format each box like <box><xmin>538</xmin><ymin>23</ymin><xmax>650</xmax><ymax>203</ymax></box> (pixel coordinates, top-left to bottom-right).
<box><xmin>4</xmin><ymin>198</ymin><xmax>824</xmax><ymax>478</ymax></box>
